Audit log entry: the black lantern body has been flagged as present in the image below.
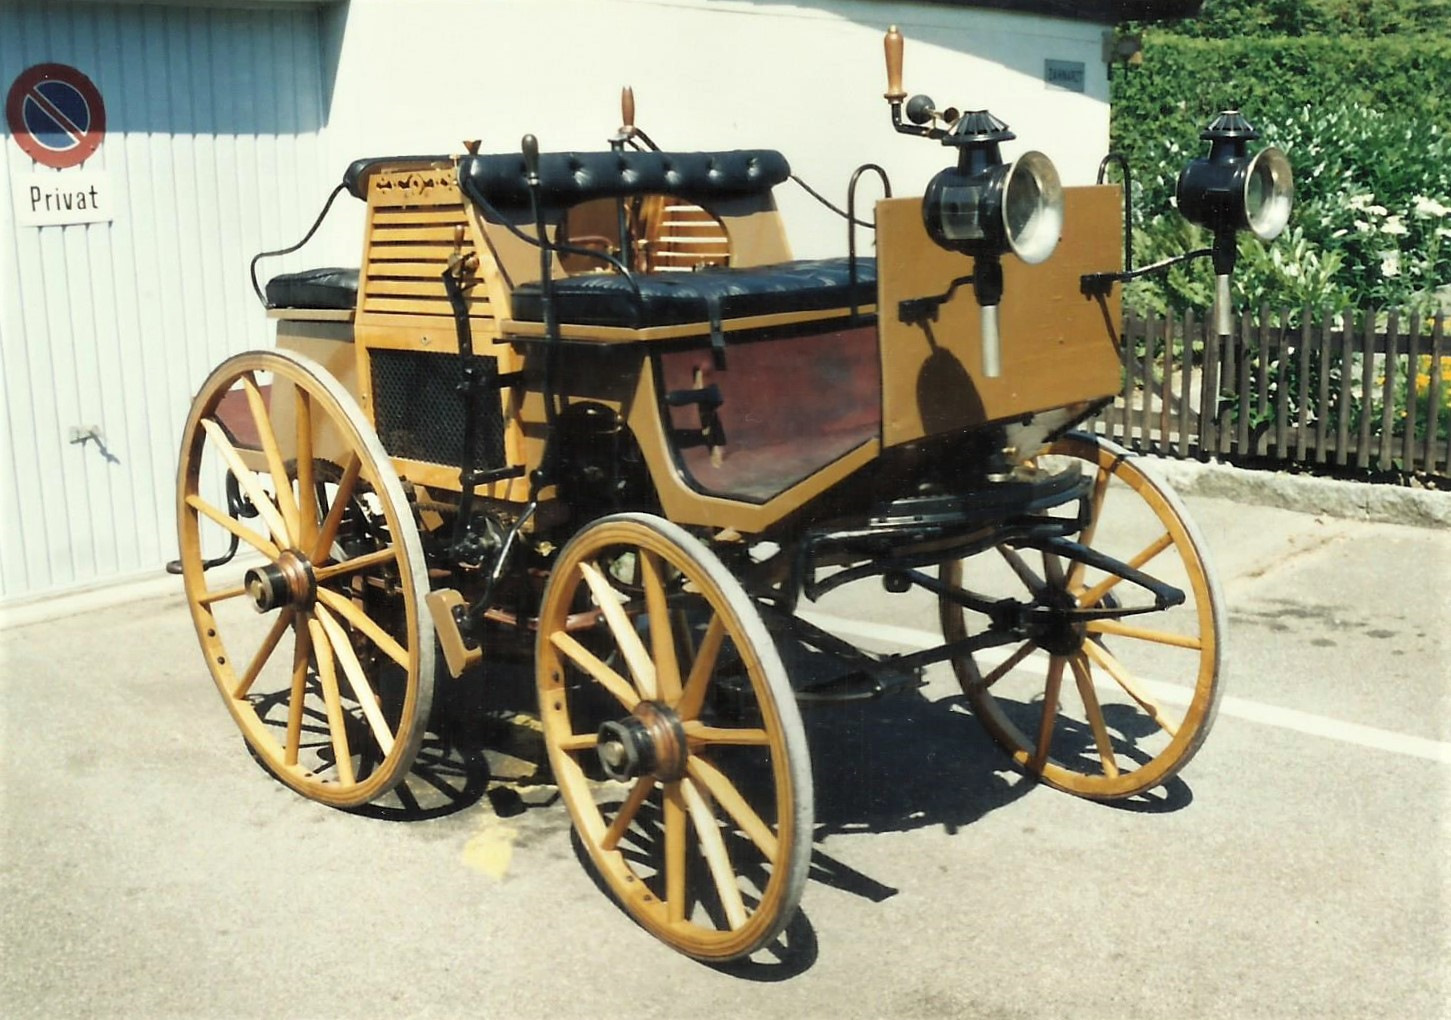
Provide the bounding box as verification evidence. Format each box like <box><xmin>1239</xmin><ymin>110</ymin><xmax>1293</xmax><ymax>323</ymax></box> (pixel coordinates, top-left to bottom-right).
<box><xmin>921</xmin><ymin>111</ymin><xmax>1063</xmax><ymax>267</ymax></box>
<box><xmin>1176</xmin><ymin>111</ymin><xmax>1293</xmax><ymax>258</ymax></box>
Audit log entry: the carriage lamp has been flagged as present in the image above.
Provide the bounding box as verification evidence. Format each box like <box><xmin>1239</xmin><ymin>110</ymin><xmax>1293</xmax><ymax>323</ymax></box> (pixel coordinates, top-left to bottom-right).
<box><xmin>883</xmin><ymin>26</ymin><xmax>1065</xmax><ymax>377</ymax></box>
<box><xmin>921</xmin><ymin>111</ymin><xmax>1064</xmax><ymax>377</ymax></box>
<box><xmin>1175</xmin><ymin>110</ymin><xmax>1294</xmax><ymax>335</ymax></box>
<box><xmin>922</xmin><ymin>114</ymin><xmax>1063</xmax><ymax>265</ymax></box>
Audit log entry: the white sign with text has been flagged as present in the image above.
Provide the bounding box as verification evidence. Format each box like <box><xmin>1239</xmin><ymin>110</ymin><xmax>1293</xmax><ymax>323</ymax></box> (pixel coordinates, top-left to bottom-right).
<box><xmin>13</xmin><ymin>170</ymin><xmax>114</xmax><ymax>226</ymax></box>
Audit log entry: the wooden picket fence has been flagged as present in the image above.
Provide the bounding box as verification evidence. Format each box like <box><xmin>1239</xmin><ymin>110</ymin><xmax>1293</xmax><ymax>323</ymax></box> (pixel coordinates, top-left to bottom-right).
<box><xmin>1093</xmin><ymin>307</ymin><xmax>1450</xmax><ymax>478</ymax></box>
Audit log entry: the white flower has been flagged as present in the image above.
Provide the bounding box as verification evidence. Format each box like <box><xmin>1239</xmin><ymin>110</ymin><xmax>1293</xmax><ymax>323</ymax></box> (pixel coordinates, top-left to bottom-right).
<box><xmin>1380</xmin><ymin>215</ymin><xmax>1408</xmax><ymax>236</ymax></box>
<box><xmin>1331</xmin><ymin>228</ymin><xmax>1348</xmax><ymax>238</ymax></box>
<box><xmin>1437</xmin><ymin>226</ymin><xmax>1451</xmax><ymax>239</ymax></box>
<box><xmin>1347</xmin><ymin>194</ymin><xmax>1375</xmax><ymax>211</ymax></box>
<box><xmin>1379</xmin><ymin>250</ymin><xmax>1401</xmax><ymax>278</ymax></box>
<box><xmin>1354</xmin><ymin>219</ymin><xmax>1371</xmax><ymax>232</ymax></box>
<box><xmin>1412</xmin><ymin>195</ymin><xmax>1449</xmax><ymax>219</ymax></box>
<box><xmin>1367</xmin><ymin>204</ymin><xmax>1388</xmax><ymax>217</ymax></box>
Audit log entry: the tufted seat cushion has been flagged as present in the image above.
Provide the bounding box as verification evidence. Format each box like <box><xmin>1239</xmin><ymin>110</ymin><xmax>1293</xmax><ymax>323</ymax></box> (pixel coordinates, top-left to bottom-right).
<box><xmin>265</xmin><ymin>267</ymin><xmax>359</xmax><ymax>310</ymax></box>
<box><xmin>460</xmin><ymin>149</ymin><xmax>791</xmax><ymax>213</ymax></box>
<box><xmin>510</xmin><ymin>257</ymin><xmax>876</xmax><ymax>328</ymax></box>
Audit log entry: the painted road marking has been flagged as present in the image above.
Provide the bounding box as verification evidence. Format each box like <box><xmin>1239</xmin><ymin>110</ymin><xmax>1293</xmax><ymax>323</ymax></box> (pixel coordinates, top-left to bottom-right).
<box><xmin>798</xmin><ymin>610</ymin><xmax>1451</xmax><ymax>765</ymax></box>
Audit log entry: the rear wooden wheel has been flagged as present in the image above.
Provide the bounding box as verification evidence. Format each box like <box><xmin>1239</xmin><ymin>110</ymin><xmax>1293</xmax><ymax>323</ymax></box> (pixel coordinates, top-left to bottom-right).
<box><xmin>941</xmin><ymin>433</ymin><xmax>1224</xmax><ymax>799</ymax></box>
<box><xmin>537</xmin><ymin>514</ymin><xmax>812</xmax><ymax>960</ymax></box>
<box><xmin>177</xmin><ymin>350</ymin><xmax>434</xmax><ymax>807</ymax></box>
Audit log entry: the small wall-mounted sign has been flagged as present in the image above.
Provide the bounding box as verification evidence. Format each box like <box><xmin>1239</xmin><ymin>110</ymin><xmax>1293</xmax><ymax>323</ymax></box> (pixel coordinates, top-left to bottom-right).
<box><xmin>1044</xmin><ymin>59</ymin><xmax>1086</xmax><ymax>93</ymax></box>
<box><xmin>6</xmin><ymin>63</ymin><xmax>107</xmax><ymax>169</ymax></box>
<box><xmin>13</xmin><ymin>170</ymin><xmax>114</xmax><ymax>226</ymax></box>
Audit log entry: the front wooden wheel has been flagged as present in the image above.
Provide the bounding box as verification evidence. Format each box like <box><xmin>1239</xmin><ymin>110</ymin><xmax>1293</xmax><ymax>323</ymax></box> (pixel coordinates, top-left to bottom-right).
<box><xmin>537</xmin><ymin>514</ymin><xmax>812</xmax><ymax>961</ymax></box>
<box><xmin>177</xmin><ymin>350</ymin><xmax>435</xmax><ymax>808</ymax></box>
<box><xmin>941</xmin><ymin>434</ymin><xmax>1224</xmax><ymax>799</ymax></box>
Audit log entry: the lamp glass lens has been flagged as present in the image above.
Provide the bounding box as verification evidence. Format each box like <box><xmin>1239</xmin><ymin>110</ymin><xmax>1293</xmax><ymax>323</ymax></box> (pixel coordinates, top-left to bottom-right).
<box><xmin>1003</xmin><ymin>151</ymin><xmax>1063</xmax><ymax>264</ymax></box>
<box><xmin>1244</xmin><ymin>146</ymin><xmax>1293</xmax><ymax>241</ymax></box>
<box><xmin>1005</xmin><ymin>170</ymin><xmax>1041</xmax><ymax>242</ymax></box>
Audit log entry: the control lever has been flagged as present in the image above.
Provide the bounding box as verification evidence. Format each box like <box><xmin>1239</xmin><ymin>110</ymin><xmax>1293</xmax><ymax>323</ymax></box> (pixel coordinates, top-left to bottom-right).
<box><xmin>884</xmin><ymin>25</ymin><xmax>905</xmax><ymax>102</ymax></box>
<box><xmin>882</xmin><ymin>26</ymin><xmax>955</xmax><ymax>138</ymax></box>
<box><xmin>521</xmin><ymin>132</ymin><xmax>540</xmax><ymax>185</ymax></box>
<box><xmin>611</xmin><ymin>85</ymin><xmax>659</xmax><ymax>152</ymax></box>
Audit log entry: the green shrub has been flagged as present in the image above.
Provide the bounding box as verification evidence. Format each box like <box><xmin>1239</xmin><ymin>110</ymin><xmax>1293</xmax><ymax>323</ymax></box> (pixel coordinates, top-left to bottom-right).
<box><xmin>1110</xmin><ymin>31</ymin><xmax>1451</xmax><ymax>317</ymax></box>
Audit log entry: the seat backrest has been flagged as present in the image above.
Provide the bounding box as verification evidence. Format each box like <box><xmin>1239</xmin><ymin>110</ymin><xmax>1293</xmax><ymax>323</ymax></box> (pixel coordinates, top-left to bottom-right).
<box><xmin>461</xmin><ymin>149</ymin><xmax>794</xmax><ymax>295</ymax></box>
<box><xmin>341</xmin><ymin>155</ymin><xmax>452</xmax><ymax>199</ymax></box>
<box><xmin>458</xmin><ymin>149</ymin><xmax>790</xmax><ymax>218</ymax></box>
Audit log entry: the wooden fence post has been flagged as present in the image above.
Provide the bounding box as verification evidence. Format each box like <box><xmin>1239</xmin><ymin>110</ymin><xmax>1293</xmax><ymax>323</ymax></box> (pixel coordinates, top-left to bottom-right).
<box><xmin>1200</xmin><ymin>317</ymin><xmax>1220</xmax><ymax>457</ymax></box>
<box><xmin>1119</xmin><ymin>309</ymin><xmax>1138</xmax><ymax>448</ymax></box>
<box><xmin>1177</xmin><ymin>309</ymin><xmax>1194</xmax><ymax>459</ymax></box>
<box><xmin>1378</xmin><ymin>310</ymin><xmax>1398</xmax><ymax>473</ymax></box>
<box><xmin>1271</xmin><ymin>308</ymin><xmax>1289</xmax><ymax>460</ymax></box>
<box><xmin>1335</xmin><ymin>310</ymin><xmax>1354</xmax><ymax>467</ymax></box>
<box><xmin>1158</xmin><ymin>315</ymin><xmax>1173</xmax><ymax>454</ymax></box>
<box><xmin>1356</xmin><ymin>311</ymin><xmax>1376</xmax><ymax>471</ymax></box>
<box><xmin>1403</xmin><ymin>313</ymin><xmax>1423</xmax><ymax>474</ymax></box>
<box><xmin>1427</xmin><ymin>310</ymin><xmax>1446</xmax><ymax>473</ymax></box>
<box><xmin>1255</xmin><ymin>303</ymin><xmax>1271</xmax><ymax>454</ymax></box>
<box><xmin>1315</xmin><ymin>310</ymin><xmax>1332</xmax><ymax>465</ymax></box>
<box><xmin>1295</xmin><ymin>310</ymin><xmax>1310</xmax><ymax>462</ymax></box>
<box><xmin>1137</xmin><ymin>314</ymin><xmax>1149</xmax><ymax>449</ymax></box>
<box><xmin>1236</xmin><ymin>313</ymin><xmax>1252</xmax><ymax>456</ymax></box>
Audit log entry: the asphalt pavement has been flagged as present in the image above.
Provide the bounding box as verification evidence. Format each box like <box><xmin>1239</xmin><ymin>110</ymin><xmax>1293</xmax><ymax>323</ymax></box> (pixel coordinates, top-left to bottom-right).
<box><xmin>2</xmin><ymin>459</ymin><xmax>1448</xmax><ymax>1019</ymax></box>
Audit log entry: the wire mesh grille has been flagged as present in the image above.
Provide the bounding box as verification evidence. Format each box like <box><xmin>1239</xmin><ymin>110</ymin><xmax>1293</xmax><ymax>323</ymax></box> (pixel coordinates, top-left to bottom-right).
<box><xmin>370</xmin><ymin>349</ymin><xmax>506</xmax><ymax>470</ymax></box>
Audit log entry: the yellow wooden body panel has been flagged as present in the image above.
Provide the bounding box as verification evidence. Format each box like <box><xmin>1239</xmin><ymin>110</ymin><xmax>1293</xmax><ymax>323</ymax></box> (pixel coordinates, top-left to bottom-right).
<box><xmin>267</xmin><ymin>320</ymin><xmax>361</xmax><ymax>468</ymax></box>
<box><xmin>876</xmin><ymin>186</ymin><xmax>1123</xmax><ymax>446</ymax></box>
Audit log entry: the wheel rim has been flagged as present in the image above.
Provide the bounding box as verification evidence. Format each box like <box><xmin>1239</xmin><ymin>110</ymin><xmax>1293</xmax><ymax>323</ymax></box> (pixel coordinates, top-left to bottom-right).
<box><xmin>537</xmin><ymin>514</ymin><xmax>812</xmax><ymax>960</ymax></box>
<box><xmin>941</xmin><ymin>434</ymin><xmax>1224</xmax><ymax>799</ymax></box>
<box><xmin>177</xmin><ymin>350</ymin><xmax>434</xmax><ymax>807</ymax></box>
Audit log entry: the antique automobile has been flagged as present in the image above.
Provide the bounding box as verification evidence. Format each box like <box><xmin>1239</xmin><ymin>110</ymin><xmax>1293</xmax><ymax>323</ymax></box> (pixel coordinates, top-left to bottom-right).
<box><xmin>175</xmin><ymin>28</ymin><xmax>1292</xmax><ymax>960</ymax></box>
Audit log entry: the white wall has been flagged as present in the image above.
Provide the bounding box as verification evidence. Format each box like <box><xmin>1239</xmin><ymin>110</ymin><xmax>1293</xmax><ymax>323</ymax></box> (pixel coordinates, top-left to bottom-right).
<box><xmin>314</xmin><ymin>0</ymin><xmax>1111</xmax><ymax>260</ymax></box>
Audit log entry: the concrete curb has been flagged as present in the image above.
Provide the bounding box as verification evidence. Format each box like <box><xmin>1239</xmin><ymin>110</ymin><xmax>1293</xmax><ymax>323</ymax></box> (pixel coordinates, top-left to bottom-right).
<box><xmin>0</xmin><ymin>569</ymin><xmax>184</xmax><ymax>631</ymax></box>
<box><xmin>1145</xmin><ymin>455</ymin><xmax>1451</xmax><ymax>530</ymax></box>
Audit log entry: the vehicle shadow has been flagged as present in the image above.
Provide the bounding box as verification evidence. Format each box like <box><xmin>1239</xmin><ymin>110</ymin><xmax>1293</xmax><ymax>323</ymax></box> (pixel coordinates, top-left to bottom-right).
<box><xmin>326</xmin><ymin>638</ymin><xmax>1193</xmax><ymax>977</ymax></box>
<box><xmin>342</xmin><ymin>657</ymin><xmax>548</xmax><ymax>822</ymax></box>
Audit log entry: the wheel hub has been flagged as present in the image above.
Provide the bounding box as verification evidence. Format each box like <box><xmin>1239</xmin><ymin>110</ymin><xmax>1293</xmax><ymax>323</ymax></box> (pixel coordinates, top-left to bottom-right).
<box><xmin>1030</xmin><ymin>588</ymin><xmax>1086</xmax><ymax>656</ymax></box>
<box><xmin>245</xmin><ymin>550</ymin><xmax>316</xmax><ymax>613</ymax></box>
<box><xmin>596</xmin><ymin>701</ymin><xmax>687</xmax><ymax>783</ymax></box>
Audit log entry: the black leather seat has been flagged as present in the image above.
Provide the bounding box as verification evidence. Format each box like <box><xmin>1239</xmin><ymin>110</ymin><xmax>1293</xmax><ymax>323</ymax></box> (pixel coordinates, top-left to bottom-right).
<box><xmin>265</xmin><ymin>267</ymin><xmax>359</xmax><ymax>310</ymax></box>
<box><xmin>459</xmin><ymin>149</ymin><xmax>791</xmax><ymax>214</ymax></box>
<box><xmin>510</xmin><ymin>257</ymin><xmax>876</xmax><ymax>328</ymax></box>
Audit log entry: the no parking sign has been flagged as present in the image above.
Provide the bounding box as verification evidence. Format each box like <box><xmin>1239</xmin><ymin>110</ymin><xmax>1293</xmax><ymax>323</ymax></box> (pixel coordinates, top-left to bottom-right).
<box><xmin>6</xmin><ymin>62</ymin><xmax>106</xmax><ymax>168</ymax></box>
<box><xmin>7</xmin><ymin>63</ymin><xmax>114</xmax><ymax>226</ymax></box>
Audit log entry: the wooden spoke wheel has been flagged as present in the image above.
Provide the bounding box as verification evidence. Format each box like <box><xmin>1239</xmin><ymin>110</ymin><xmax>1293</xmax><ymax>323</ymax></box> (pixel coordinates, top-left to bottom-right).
<box><xmin>177</xmin><ymin>350</ymin><xmax>435</xmax><ymax>808</ymax></box>
<box><xmin>940</xmin><ymin>433</ymin><xmax>1224</xmax><ymax>799</ymax></box>
<box><xmin>537</xmin><ymin>514</ymin><xmax>812</xmax><ymax>961</ymax></box>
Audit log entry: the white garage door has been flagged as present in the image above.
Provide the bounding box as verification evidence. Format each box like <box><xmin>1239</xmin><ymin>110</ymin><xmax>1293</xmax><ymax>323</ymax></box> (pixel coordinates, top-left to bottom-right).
<box><xmin>1</xmin><ymin>1</ymin><xmax>335</xmax><ymax>601</ymax></box>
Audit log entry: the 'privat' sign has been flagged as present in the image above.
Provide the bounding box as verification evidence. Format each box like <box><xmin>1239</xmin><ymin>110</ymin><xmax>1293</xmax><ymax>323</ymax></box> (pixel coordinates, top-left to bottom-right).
<box><xmin>13</xmin><ymin>171</ymin><xmax>114</xmax><ymax>226</ymax></box>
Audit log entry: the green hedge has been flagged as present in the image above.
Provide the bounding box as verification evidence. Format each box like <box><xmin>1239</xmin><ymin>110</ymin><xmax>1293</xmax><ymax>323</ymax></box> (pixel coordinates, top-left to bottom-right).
<box><xmin>1109</xmin><ymin>32</ymin><xmax>1451</xmax><ymax>316</ymax></box>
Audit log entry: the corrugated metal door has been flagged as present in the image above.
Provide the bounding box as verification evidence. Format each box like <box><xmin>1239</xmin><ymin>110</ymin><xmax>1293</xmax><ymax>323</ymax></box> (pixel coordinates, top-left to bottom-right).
<box><xmin>1</xmin><ymin>1</ymin><xmax>335</xmax><ymax>601</ymax></box>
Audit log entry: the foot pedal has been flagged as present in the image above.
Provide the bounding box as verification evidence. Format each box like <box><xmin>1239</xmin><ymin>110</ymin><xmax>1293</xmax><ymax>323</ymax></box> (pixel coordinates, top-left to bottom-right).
<box><xmin>426</xmin><ymin>588</ymin><xmax>483</xmax><ymax>678</ymax></box>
